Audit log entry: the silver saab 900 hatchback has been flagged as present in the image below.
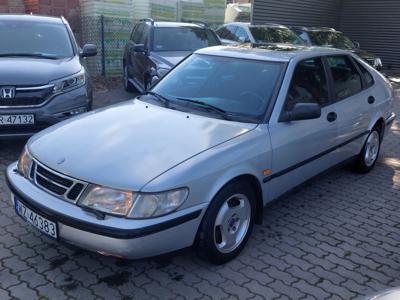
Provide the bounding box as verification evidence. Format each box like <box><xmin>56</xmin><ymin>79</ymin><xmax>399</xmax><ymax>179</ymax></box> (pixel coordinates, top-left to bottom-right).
<box><xmin>6</xmin><ymin>45</ymin><xmax>396</xmax><ymax>264</ymax></box>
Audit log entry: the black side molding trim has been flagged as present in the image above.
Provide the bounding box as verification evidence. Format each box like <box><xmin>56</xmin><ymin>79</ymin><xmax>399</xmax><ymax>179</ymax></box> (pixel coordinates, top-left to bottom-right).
<box><xmin>6</xmin><ymin>175</ymin><xmax>201</xmax><ymax>240</ymax></box>
<box><xmin>263</xmin><ymin>131</ymin><xmax>370</xmax><ymax>183</ymax></box>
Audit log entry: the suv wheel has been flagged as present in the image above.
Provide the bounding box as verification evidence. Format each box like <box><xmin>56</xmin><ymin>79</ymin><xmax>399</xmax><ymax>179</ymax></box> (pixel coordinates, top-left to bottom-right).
<box><xmin>197</xmin><ymin>181</ymin><xmax>255</xmax><ymax>264</ymax></box>
<box><xmin>353</xmin><ymin>128</ymin><xmax>381</xmax><ymax>173</ymax></box>
<box><xmin>123</xmin><ymin>65</ymin><xmax>135</xmax><ymax>92</ymax></box>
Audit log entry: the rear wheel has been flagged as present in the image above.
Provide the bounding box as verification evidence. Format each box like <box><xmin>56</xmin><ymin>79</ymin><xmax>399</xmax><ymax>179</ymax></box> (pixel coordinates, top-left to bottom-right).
<box><xmin>123</xmin><ymin>65</ymin><xmax>135</xmax><ymax>92</ymax></box>
<box><xmin>197</xmin><ymin>181</ymin><xmax>255</xmax><ymax>264</ymax></box>
<box><xmin>353</xmin><ymin>128</ymin><xmax>381</xmax><ymax>173</ymax></box>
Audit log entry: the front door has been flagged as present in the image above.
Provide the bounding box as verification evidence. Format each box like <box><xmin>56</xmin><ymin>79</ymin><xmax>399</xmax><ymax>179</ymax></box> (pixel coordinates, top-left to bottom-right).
<box><xmin>266</xmin><ymin>57</ymin><xmax>340</xmax><ymax>201</ymax></box>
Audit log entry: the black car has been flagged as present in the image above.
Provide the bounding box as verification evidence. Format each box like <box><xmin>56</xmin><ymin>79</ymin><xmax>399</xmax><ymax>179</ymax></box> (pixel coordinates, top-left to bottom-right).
<box><xmin>123</xmin><ymin>19</ymin><xmax>221</xmax><ymax>93</ymax></box>
<box><xmin>0</xmin><ymin>14</ymin><xmax>97</xmax><ymax>138</ymax></box>
<box><xmin>291</xmin><ymin>26</ymin><xmax>383</xmax><ymax>70</ymax></box>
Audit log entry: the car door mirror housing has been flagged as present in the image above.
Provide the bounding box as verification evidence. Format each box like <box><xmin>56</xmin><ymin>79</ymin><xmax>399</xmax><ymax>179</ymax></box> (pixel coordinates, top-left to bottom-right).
<box><xmin>281</xmin><ymin>103</ymin><xmax>321</xmax><ymax>122</ymax></box>
<box><xmin>353</xmin><ymin>41</ymin><xmax>360</xmax><ymax>48</ymax></box>
<box><xmin>80</xmin><ymin>44</ymin><xmax>98</xmax><ymax>57</ymax></box>
<box><xmin>134</xmin><ymin>44</ymin><xmax>145</xmax><ymax>52</ymax></box>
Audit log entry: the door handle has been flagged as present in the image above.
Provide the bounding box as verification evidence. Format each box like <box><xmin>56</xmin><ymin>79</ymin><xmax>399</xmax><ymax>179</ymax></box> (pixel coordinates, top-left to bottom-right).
<box><xmin>327</xmin><ymin>112</ymin><xmax>337</xmax><ymax>122</ymax></box>
<box><xmin>368</xmin><ymin>96</ymin><xmax>375</xmax><ymax>104</ymax></box>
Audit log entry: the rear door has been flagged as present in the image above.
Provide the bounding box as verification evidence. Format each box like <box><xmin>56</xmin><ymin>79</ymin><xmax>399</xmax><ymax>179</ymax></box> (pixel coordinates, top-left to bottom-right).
<box><xmin>324</xmin><ymin>55</ymin><xmax>372</xmax><ymax>160</ymax></box>
<box><xmin>266</xmin><ymin>56</ymin><xmax>340</xmax><ymax>200</ymax></box>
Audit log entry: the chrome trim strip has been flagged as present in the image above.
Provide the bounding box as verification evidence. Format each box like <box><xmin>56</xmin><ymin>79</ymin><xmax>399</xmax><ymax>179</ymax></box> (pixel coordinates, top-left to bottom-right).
<box><xmin>16</xmin><ymin>84</ymin><xmax>54</xmax><ymax>91</ymax></box>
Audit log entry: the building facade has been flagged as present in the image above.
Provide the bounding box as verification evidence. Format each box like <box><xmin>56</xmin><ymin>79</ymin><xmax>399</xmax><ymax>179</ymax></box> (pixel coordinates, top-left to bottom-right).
<box><xmin>252</xmin><ymin>0</ymin><xmax>400</xmax><ymax>70</ymax></box>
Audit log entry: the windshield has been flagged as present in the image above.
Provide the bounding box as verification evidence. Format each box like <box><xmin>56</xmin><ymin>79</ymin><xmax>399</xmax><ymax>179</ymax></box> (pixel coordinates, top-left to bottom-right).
<box><xmin>150</xmin><ymin>54</ymin><xmax>284</xmax><ymax>122</ymax></box>
<box><xmin>153</xmin><ymin>27</ymin><xmax>220</xmax><ymax>51</ymax></box>
<box><xmin>0</xmin><ymin>20</ymin><xmax>74</xmax><ymax>58</ymax></box>
<box><xmin>308</xmin><ymin>31</ymin><xmax>355</xmax><ymax>50</ymax></box>
<box><xmin>249</xmin><ymin>26</ymin><xmax>304</xmax><ymax>45</ymax></box>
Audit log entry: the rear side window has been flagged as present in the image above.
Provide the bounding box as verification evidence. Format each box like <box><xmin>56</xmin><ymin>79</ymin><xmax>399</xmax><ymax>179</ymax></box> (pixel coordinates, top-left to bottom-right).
<box><xmin>216</xmin><ymin>25</ymin><xmax>237</xmax><ymax>41</ymax></box>
<box><xmin>132</xmin><ymin>23</ymin><xmax>143</xmax><ymax>44</ymax></box>
<box><xmin>327</xmin><ymin>56</ymin><xmax>362</xmax><ymax>100</ymax></box>
<box><xmin>355</xmin><ymin>60</ymin><xmax>374</xmax><ymax>88</ymax></box>
<box><xmin>285</xmin><ymin>57</ymin><xmax>329</xmax><ymax>110</ymax></box>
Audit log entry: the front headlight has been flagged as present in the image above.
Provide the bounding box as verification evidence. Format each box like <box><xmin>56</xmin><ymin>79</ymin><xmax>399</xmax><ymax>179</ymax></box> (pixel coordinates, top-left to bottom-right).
<box><xmin>79</xmin><ymin>186</ymin><xmax>188</xmax><ymax>218</ymax></box>
<box><xmin>52</xmin><ymin>70</ymin><xmax>86</xmax><ymax>94</ymax></box>
<box><xmin>79</xmin><ymin>186</ymin><xmax>133</xmax><ymax>216</ymax></box>
<box><xmin>17</xmin><ymin>147</ymin><xmax>32</xmax><ymax>178</ymax></box>
<box><xmin>374</xmin><ymin>58</ymin><xmax>382</xmax><ymax>67</ymax></box>
<box><xmin>157</xmin><ymin>68</ymin><xmax>169</xmax><ymax>78</ymax></box>
<box><xmin>128</xmin><ymin>189</ymin><xmax>189</xmax><ymax>219</ymax></box>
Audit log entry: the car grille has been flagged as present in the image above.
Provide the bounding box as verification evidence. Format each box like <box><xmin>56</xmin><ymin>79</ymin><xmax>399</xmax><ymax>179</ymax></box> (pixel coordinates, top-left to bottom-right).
<box><xmin>30</xmin><ymin>161</ymin><xmax>88</xmax><ymax>203</ymax></box>
<box><xmin>0</xmin><ymin>84</ymin><xmax>54</xmax><ymax>107</ymax></box>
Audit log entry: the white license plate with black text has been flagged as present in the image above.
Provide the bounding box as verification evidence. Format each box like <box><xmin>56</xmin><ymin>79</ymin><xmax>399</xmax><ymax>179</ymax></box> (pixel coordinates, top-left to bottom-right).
<box><xmin>15</xmin><ymin>198</ymin><xmax>58</xmax><ymax>239</ymax></box>
<box><xmin>0</xmin><ymin>114</ymin><xmax>34</xmax><ymax>125</ymax></box>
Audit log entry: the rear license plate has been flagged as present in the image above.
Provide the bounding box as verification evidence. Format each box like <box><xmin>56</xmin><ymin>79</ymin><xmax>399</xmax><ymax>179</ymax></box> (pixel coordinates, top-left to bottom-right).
<box><xmin>15</xmin><ymin>197</ymin><xmax>58</xmax><ymax>239</ymax></box>
<box><xmin>0</xmin><ymin>114</ymin><xmax>35</xmax><ymax>126</ymax></box>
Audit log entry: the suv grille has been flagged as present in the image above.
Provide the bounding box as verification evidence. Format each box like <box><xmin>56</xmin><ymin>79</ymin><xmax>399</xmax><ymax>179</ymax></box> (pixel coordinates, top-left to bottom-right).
<box><xmin>0</xmin><ymin>84</ymin><xmax>54</xmax><ymax>107</ymax></box>
<box><xmin>30</xmin><ymin>161</ymin><xmax>88</xmax><ymax>202</ymax></box>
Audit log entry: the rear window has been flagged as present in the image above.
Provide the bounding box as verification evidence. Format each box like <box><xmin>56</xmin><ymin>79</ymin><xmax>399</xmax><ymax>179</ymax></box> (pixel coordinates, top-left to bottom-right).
<box><xmin>249</xmin><ymin>26</ymin><xmax>304</xmax><ymax>45</ymax></box>
<box><xmin>153</xmin><ymin>27</ymin><xmax>220</xmax><ymax>51</ymax></box>
<box><xmin>308</xmin><ymin>31</ymin><xmax>355</xmax><ymax>50</ymax></box>
<box><xmin>0</xmin><ymin>20</ymin><xmax>74</xmax><ymax>58</ymax></box>
<box><xmin>355</xmin><ymin>60</ymin><xmax>374</xmax><ymax>88</ymax></box>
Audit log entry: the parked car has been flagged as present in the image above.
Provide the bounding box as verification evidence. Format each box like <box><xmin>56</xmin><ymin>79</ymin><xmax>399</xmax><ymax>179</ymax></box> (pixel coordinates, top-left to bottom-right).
<box><xmin>123</xmin><ymin>19</ymin><xmax>221</xmax><ymax>93</ymax></box>
<box><xmin>7</xmin><ymin>45</ymin><xmax>395</xmax><ymax>264</ymax></box>
<box><xmin>0</xmin><ymin>14</ymin><xmax>97</xmax><ymax>138</ymax></box>
<box><xmin>216</xmin><ymin>22</ymin><xmax>304</xmax><ymax>46</ymax></box>
<box><xmin>291</xmin><ymin>26</ymin><xmax>383</xmax><ymax>70</ymax></box>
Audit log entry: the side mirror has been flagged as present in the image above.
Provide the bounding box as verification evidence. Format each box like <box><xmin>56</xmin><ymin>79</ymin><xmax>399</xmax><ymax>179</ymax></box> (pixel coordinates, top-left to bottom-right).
<box><xmin>281</xmin><ymin>103</ymin><xmax>321</xmax><ymax>122</ymax></box>
<box><xmin>80</xmin><ymin>44</ymin><xmax>97</xmax><ymax>57</ymax></box>
<box><xmin>353</xmin><ymin>41</ymin><xmax>360</xmax><ymax>48</ymax></box>
<box><xmin>134</xmin><ymin>44</ymin><xmax>145</xmax><ymax>52</ymax></box>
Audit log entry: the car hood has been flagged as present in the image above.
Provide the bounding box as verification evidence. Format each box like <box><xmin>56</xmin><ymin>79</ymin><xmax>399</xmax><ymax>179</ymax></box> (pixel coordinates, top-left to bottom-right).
<box><xmin>351</xmin><ymin>48</ymin><xmax>376</xmax><ymax>60</ymax></box>
<box><xmin>150</xmin><ymin>51</ymin><xmax>192</xmax><ymax>69</ymax></box>
<box><xmin>28</xmin><ymin>100</ymin><xmax>256</xmax><ymax>191</ymax></box>
<box><xmin>0</xmin><ymin>56</ymin><xmax>81</xmax><ymax>85</ymax></box>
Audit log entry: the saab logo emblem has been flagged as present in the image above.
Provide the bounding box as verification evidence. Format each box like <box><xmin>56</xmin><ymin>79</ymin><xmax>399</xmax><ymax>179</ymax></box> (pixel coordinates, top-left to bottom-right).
<box><xmin>0</xmin><ymin>87</ymin><xmax>16</xmax><ymax>99</ymax></box>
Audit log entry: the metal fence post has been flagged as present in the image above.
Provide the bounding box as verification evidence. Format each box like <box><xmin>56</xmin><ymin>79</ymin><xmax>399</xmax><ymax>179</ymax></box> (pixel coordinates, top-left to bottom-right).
<box><xmin>100</xmin><ymin>15</ymin><xmax>106</xmax><ymax>76</ymax></box>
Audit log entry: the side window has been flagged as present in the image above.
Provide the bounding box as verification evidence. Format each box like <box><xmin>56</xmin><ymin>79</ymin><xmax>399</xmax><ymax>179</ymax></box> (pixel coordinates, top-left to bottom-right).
<box><xmin>327</xmin><ymin>55</ymin><xmax>363</xmax><ymax>100</ymax></box>
<box><xmin>285</xmin><ymin>57</ymin><xmax>329</xmax><ymax>111</ymax></box>
<box><xmin>235</xmin><ymin>27</ymin><xmax>250</xmax><ymax>43</ymax></box>
<box><xmin>223</xmin><ymin>25</ymin><xmax>238</xmax><ymax>41</ymax></box>
<box><xmin>133</xmin><ymin>23</ymin><xmax>143</xmax><ymax>44</ymax></box>
<box><xmin>139</xmin><ymin>24</ymin><xmax>150</xmax><ymax>45</ymax></box>
<box><xmin>130</xmin><ymin>25</ymin><xmax>137</xmax><ymax>41</ymax></box>
<box><xmin>355</xmin><ymin>60</ymin><xmax>374</xmax><ymax>88</ymax></box>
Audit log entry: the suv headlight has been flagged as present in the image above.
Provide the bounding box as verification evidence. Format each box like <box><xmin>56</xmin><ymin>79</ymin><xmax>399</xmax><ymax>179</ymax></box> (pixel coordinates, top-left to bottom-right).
<box><xmin>374</xmin><ymin>58</ymin><xmax>382</xmax><ymax>68</ymax></box>
<box><xmin>17</xmin><ymin>147</ymin><xmax>32</xmax><ymax>178</ymax></box>
<box><xmin>52</xmin><ymin>69</ymin><xmax>86</xmax><ymax>94</ymax></box>
<box><xmin>79</xmin><ymin>186</ymin><xmax>188</xmax><ymax>218</ymax></box>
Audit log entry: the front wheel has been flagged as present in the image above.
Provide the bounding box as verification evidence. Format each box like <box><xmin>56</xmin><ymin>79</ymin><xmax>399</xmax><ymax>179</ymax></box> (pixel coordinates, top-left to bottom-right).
<box><xmin>353</xmin><ymin>128</ymin><xmax>381</xmax><ymax>173</ymax></box>
<box><xmin>197</xmin><ymin>181</ymin><xmax>255</xmax><ymax>264</ymax></box>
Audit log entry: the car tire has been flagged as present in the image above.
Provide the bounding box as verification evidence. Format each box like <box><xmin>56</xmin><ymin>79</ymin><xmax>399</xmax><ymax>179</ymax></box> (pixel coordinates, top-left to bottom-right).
<box><xmin>123</xmin><ymin>65</ymin><xmax>135</xmax><ymax>92</ymax></box>
<box><xmin>353</xmin><ymin>127</ymin><xmax>381</xmax><ymax>173</ymax></box>
<box><xmin>197</xmin><ymin>180</ymin><xmax>256</xmax><ymax>264</ymax></box>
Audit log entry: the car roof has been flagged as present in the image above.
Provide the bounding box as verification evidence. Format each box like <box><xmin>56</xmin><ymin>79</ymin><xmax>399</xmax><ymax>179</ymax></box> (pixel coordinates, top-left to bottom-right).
<box><xmin>225</xmin><ymin>22</ymin><xmax>289</xmax><ymax>28</ymax></box>
<box><xmin>196</xmin><ymin>44</ymin><xmax>349</xmax><ymax>63</ymax></box>
<box><xmin>291</xmin><ymin>26</ymin><xmax>338</xmax><ymax>32</ymax></box>
<box><xmin>152</xmin><ymin>21</ymin><xmax>205</xmax><ymax>28</ymax></box>
<box><xmin>0</xmin><ymin>14</ymin><xmax>63</xmax><ymax>24</ymax></box>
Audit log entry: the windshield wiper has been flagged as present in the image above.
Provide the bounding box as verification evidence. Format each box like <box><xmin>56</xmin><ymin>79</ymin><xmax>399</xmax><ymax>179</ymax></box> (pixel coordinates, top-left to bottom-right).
<box><xmin>174</xmin><ymin>97</ymin><xmax>231</xmax><ymax>120</ymax></box>
<box><xmin>0</xmin><ymin>53</ymin><xmax>59</xmax><ymax>59</ymax></box>
<box><xmin>146</xmin><ymin>91</ymin><xmax>171</xmax><ymax>107</ymax></box>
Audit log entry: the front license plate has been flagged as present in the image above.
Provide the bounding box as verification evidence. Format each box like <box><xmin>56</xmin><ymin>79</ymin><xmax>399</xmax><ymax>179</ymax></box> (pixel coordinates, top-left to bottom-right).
<box><xmin>0</xmin><ymin>114</ymin><xmax>35</xmax><ymax>126</ymax></box>
<box><xmin>15</xmin><ymin>198</ymin><xmax>58</xmax><ymax>239</ymax></box>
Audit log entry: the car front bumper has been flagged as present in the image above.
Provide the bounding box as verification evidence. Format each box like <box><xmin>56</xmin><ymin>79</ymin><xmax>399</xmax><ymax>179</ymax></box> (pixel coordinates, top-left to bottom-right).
<box><xmin>0</xmin><ymin>86</ymin><xmax>91</xmax><ymax>138</ymax></box>
<box><xmin>6</xmin><ymin>162</ymin><xmax>206</xmax><ymax>259</ymax></box>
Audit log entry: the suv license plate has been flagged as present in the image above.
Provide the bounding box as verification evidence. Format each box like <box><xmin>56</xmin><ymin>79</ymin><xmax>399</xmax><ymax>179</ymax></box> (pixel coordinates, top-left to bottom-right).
<box><xmin>0</xmin><ymin>114</ymin><xmax>35</xmax><ymax>126</ymax></box>
<box><xmin>15</xmin><ymin>198</ymin><xmax>58</xmax><ymax>239</ymax></box>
